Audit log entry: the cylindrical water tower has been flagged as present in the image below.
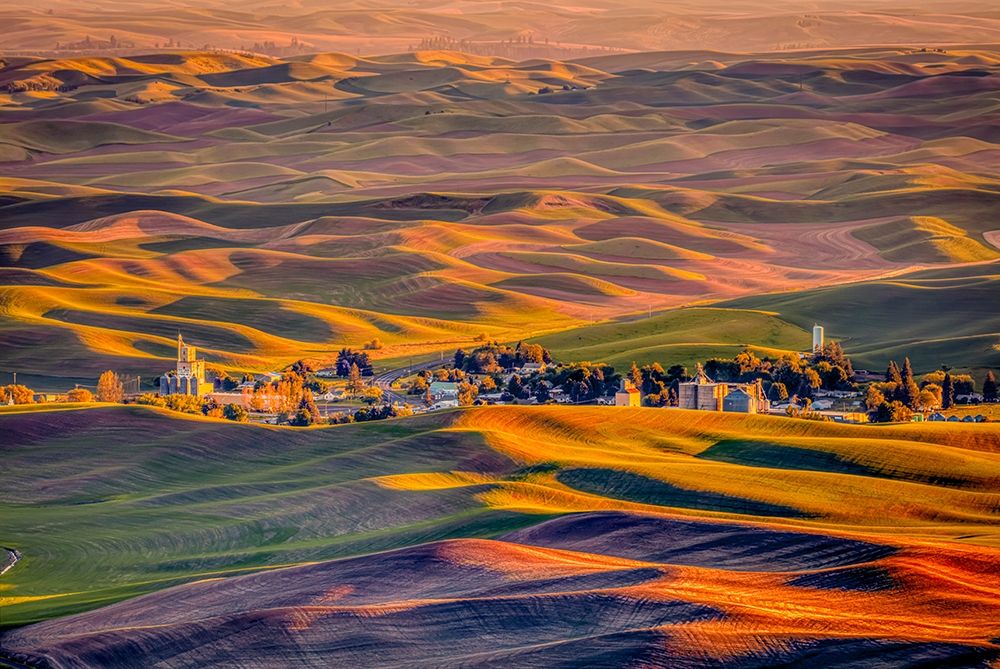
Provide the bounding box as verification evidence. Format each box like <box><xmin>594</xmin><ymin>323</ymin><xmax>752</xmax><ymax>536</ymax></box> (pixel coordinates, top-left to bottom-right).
<box><xmin>812</xmin><ymin>324</ymin><xmax>824</xmax><ymax>352</ymax></box>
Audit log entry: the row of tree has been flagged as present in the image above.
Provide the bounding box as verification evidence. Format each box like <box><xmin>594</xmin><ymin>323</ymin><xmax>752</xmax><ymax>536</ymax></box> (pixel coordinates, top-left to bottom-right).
<box><xmin>1</xmin><ymin>370</ymin><xmax>125</xmax><ymax>406</ymax></box>
<box><xmin>701</xmin><ymin>343</ymin><xmax>854</xmax><ymax>396</ymax></box>
<box><xmin>454</xmin><ymin>341</ymin><xmax>551</xmax><ymax>374</ymax></box>
<box><xmin>335</xmin><ymin>349</ymin><xmax>374</xmax><ymax>377</ymax></box>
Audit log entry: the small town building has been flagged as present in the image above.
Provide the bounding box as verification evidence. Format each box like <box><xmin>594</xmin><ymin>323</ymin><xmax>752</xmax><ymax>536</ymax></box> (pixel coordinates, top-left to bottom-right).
<box><xmin>517</xmin><ymin>362</ymin><xmax>546</xmax><ymax>374</ymax></box>
<box><xmin>428</xmin><ymin>381</ymin><xmax>459</xmax><ymax>401</ymax></box>
<box><xmin>208</xmin><ymin>391</ymin><xmax>250</xmax><ymax>408</ymax></box>
<box><xmin>851</xmin><ymin>370</ymin><xmax>884</xmax><ymax>383</ymax></box>
<box><xmin>826</xmin><ymin>411</ymin><xmax>869</xmax><ymax>424</ymax></box>
<box><xmin>159</xmin><ymin>334</ymin><xmax>213</xmax><ymax>397</ymax></box>
<box><xmin>615</xmin><ymin>380</ymin><xmax>641</xmax><ymax>407</ymax></box>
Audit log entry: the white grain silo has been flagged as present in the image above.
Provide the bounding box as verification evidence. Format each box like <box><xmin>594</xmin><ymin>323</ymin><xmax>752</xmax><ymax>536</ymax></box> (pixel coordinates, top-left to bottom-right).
<box><xmin>812</xmin><ymin>324</ymin><xmax>824</xmax><ymax>353</ymax></box>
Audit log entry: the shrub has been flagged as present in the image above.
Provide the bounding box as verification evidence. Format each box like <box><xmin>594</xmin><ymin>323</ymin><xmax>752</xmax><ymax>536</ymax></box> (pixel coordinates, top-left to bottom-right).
<box><xmin>66</xmin><ymin>387</ymin><xmax>94</xmax><ymax>403</ymax></box>
<box><xmin>223</xmin><ymin>403</ymin><xmax>249</xmax><ymax>422</ymax></box>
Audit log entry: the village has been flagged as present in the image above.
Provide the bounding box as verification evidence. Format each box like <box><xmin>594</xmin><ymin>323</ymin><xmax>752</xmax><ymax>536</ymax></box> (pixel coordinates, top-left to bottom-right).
<box><xmin>3</xmin><ymin>325</ymin><xmax>996</xmax><ymax>427</ymax></box>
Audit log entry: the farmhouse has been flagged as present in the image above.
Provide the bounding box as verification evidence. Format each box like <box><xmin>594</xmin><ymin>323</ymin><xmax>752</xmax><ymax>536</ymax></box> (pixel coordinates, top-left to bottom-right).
<box><xmin>678</xmin><ymin>364</ymin><xmax>767</xmax><ymax>414</ymax></box>
<box><xmin>159</xmin><ymin>334</ymin><xmax>213</xmax><ymax>397</ymax></box>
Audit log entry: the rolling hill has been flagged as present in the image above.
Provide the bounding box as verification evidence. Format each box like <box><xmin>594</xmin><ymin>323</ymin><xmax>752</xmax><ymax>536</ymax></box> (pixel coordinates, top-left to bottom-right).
<box><xmin>1</xmin><ymin>404</ymin><xmax>998</xmax><ymax>666</ymax></box>
<box><xmin>2</xmin><ymin>45</ymin><xmax>999</xmax><ymax>388</ymax></box>
<box><xmin>720</xmin><ymin>261</ymin><xmax>1000</xmax><ymax>373</ymax></box>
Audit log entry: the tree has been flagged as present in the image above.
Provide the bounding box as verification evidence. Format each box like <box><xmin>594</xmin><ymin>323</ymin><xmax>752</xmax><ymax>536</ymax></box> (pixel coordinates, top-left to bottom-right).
<box><xmin>1</xmin><ymin>384</ymin><xmax>34</xmax><ymax>405</ymax></box>
<box><xmin>96</xmin><ymin>371</ymin><xmax>124</xmax><ymax>403</ymax></box>
<box><xmin>335</xmin><ymin>348</ymin><xmax>372</xmax><ymax>377</ymax></box>
<box><xmin>66</xmin><ymin>387</ymin><xmax>93</xmax><ymax>403</ymax></box>
<box><xmin>921</xmin><ymin>383</ymin><xmax>942</xmax><ymax>409</ymax></box>
<box><xmin>735</xmin><ymin>347</ymin><xmax>761</xmax><ymax>374</ymax></box>
<box><xmin>362</xmin><ymin>386</ymin><xmax>384</xmax><ymax>405</ymax></box>
<box><xmin>215</xmin><ymin>373</ymin><xmax>239</xmax><ymax>391</ymax></box>
<box><xmin>768</xmin><ymin>382</ymin><xmax>789</xmax><ymax>403</ymax></box>
<box><xmin>457</xmin><ymin>381</ymin><xmax>478</xmax><ymax>406</ymax></box>
<box><xmin>899</xmin><ymin>358</ymin><xmax>919</xmax><ymax>409</ymax></box>
<box><xmin>409</xmin><ymin>375</ymin><xmax>429</xmax><ymax>395</ymax></box>
<box><xmin>983</xmin><ymin>371</ymin><xmax>998</xmax><ymax>402</ymax></box>
<box><xmin>942</xmin><ymin>371</ymin><xmax>955</xmax><ymax>409</ymax></box>
<box><xmin>534</xmin><ymin>384</ymin><xmax>551</xmax><ymax>403</ymax></box>
<box><xmin>203</xmin><ymin>400</ymin><xmax>224</xmax><ymax>418</ymax></box>
<box><xmin>864</xmin><ymin>385</ymin><xmax>885</xmax><ymax>411</ymax></box>
<box><xmin>889</xmin><ymin>401</ymin><xmax>912</xmax><ymax>423</ymax></box>
<box><xmin>885</xmin><ymin>360</ymin><xmax>903</xmax><ymax>387</ymax></box>
<box><xmin>629</xmin><ymin>362</ymin><xmax>642</xmax><ymax>391</ymax></box>
<box><xmin>290</xmin><ymin>408</ymin><xmax>314</xmax><ymax>426</ymax></box>
<box><xmin>299</xmin><ymin>389</ymin><xmax>320</xmax><ymax>419</ymax></box>
<box><xmin>290</xmin><ymin>359</ymin><xmax>315</xmax><ymax>376</ymax></box>
<box><xmin>507</xmin><ymin>374</ymin><xmax>526</xmax><ymax>400</ymax></box>
<box><xmin>347</xmin><ymin>363</ymin><xmax>365</xmax><ymax>395</ymax></box>
<box><xmin>799</xmin><ymin>368</ymin><xmax>821</xmax><ymax>396</ymax></box>
<box><xmin>666</xmin><ymin>365</ymin><xmax>688</xmax><ymax>382</ymax></box>
<box><xmin>478</xmin><ymin>376</ymin><xmax>497</xmax><ymax>393</ymax></box>
<box><xmin>917</xmin><ymin>388</ymin><xmax>939</xmax><ymax>412</ymax></box>
<box><xmin>223</xmin><ymin>403</ymin><xmax>249</xmax><ymax>422</ymax></box>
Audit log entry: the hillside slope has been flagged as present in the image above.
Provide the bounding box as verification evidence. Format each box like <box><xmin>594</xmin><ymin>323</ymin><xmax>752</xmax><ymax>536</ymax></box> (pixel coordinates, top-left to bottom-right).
<box><xmin>2</xmin><ymin>404</ymin><xmax>998</xmax><ymax>666</ymax></box>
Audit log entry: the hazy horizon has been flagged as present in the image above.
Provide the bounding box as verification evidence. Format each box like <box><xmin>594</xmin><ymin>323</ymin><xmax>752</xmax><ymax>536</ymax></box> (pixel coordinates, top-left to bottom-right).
<box><xmin>3</xmin><ymin>0</ymin><xmax>1000</xmax><ymax>57</ymax></box>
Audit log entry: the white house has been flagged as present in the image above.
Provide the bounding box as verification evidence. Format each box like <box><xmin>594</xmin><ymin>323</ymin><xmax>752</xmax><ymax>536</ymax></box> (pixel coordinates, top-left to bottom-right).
<box><xmin>428</xmin><ymin>381</ymin><xmax>459</xmax><ymax>401</ymax></box>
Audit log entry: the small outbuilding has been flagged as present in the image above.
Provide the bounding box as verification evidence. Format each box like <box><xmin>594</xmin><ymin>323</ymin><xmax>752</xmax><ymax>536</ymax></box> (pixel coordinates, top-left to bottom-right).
<box><xmin>615</xmin><ymin>380</ymin><xmax>641</xmax><ymax>407</ymax></box>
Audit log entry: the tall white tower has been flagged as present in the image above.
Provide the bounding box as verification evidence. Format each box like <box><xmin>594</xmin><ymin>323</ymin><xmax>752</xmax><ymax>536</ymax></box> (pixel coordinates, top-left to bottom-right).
<box><xmin>812</xmin><ymin>324</ymin><xmax>824</xmax><ymax>353</ymax></box>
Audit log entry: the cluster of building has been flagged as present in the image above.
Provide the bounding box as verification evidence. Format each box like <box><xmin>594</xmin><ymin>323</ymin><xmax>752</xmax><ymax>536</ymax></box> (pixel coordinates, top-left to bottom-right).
<box><xmin>159</xmin><ymin>335</ymin><xmax>213</xmax><ymax>396</ymax></box>
<box><xmin>155</xmin><ymin>329</ymin><xmax>990</xmax><ymax>425</ymax></box>
<box><xmin>614</xmin><ymin>364</ymin><xmax>768</xmax><ymax>414</ymax></box>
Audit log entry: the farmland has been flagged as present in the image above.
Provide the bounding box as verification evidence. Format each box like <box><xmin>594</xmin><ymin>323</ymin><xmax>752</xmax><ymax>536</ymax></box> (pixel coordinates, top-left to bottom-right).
<box><xmin>2</xmin><ymin>45</ymin><xmax>999</xmax><ymax>389</ymax></box>
<box><xmin>2</xmin><ymin>404</ymin><xmax>999</xmax><ymax>665</ymax></box>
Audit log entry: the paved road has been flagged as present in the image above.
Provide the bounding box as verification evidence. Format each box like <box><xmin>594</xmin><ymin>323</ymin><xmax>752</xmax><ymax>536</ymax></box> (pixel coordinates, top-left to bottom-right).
<box><xmin>1</xmin><ymin>547</ymin><xmax>20</xmax><ymax>576</ymax></box>
<box><xmin>373</xmin><ymin>359</ymin><xmax>440</xmax><ymax>406</ymax></box>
